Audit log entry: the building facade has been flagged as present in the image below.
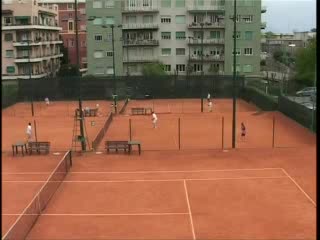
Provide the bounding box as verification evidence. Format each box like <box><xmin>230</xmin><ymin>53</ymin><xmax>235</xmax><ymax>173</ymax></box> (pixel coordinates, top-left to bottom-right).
<box><xmin>86</xmin><ymin>0</ymin><xmax>266</xmax><ymax>76</ymax></box>
<box><xmin>38</xmin><ymin>0</ymin><xmax>87</xmax><ymax>72</ymax></box>
<box><xmin>2</xmin><ymin>0</ymin><xmax>63</xmax><ymax>80</ymax></box>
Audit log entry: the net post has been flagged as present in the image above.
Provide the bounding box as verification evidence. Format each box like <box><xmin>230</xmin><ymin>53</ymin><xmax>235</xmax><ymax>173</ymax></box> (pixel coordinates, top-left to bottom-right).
<box><xmin>129</xmin><ymin>118</ymin><xmax>132</xmax><ymax>141</ymax></box>
<box><xmin>222</xmin><ymin>116</ymin><xmax>224</xmax><ymax>150</ymax></box>
<box><xmin>178</xmin><ymin>118</ymin><xmax>181</xmax><ymax>150</ymax></box>
<box><xmin>272</xmin><ymin>115</ymin><xmax>275</xmax><ymax>148</ymax></box>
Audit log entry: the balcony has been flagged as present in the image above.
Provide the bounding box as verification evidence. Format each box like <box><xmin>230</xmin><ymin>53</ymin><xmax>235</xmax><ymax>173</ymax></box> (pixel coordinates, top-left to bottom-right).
<box><xmin>123</xmin><ymin>56</ymin><xmax>158</xmax><ymax>63</ymax></box>
<box><xmin>122</xmin><ymin>6</ymin><xmax>159</xmax><ymax>13</ymax></box>
<box><xmin>188</xmin><ymin>22</ymin><xmax>225</xmax><ymax>29</ymax></box>
<box><xmin>187</xmin><ymin>5</ymin><xmax>225</xmax><ymax>12</ymax></box>
<box><xmin>122</xmin><ymin>23</ymin><xmax>158</xmax><ymax>30</ymax></box>
<box><xmin>261</xmin><ymin>22</ymin><xmax>266</xmax><ymax>29</ymax></box>
<box><xmin>188</xmin><ymin>55</ymin><xmax>224</xmax><ymax>62</ymax></box>
<box><xmin>2</xmin><ymin>72</ymin><xmax>49</xmax><ymax>80</ymax></box>
<box><xmin>13</xmin><ymin>39</ymin><xmax>63</xmax><ymax>47</ymax></box>
<box><xmin>188</xmin><ymin>38</ymin><xmax>225</xmax><ymax>45</ymax></box>
<box><xmin>123</xmin><ymin>39</ymin><xmax>159</xmax><ymax>47</ymax></box>
<box><xmin>2</xmin><ymin>23</ymin><xmax>61</xmax><ymax>31</ymax></box>
<box><xmin>261</xmin><ymin>6</ymin><xmax>267</xmax><ymax>13</ymax></box>
<box><xmin>14</xmin><ymin>53</ymin><xmax>63</xmax><ymax>63</ymax></box>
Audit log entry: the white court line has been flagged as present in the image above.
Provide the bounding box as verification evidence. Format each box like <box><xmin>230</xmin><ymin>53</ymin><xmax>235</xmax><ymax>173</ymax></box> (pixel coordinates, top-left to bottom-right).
<box><xmin>184</xmin><ymin>180</ymin><xmax>196</xmax><ymax>240</ymax></box>
<box><xmin>1</xmin><ymin>168</ymin><xmax>284</xmax><ymax>175</ymax></box>
<box><xmin>2</xmin><ymin>213</ymin><xmax>189</xmax><ymax>216</ymax></box>
<box><xmin>2</xmin><ymin>176</ymin><xmax>287</xmax><ymax>183</ymax></box>
<box><xmin>280</xmin><ymin>168</ymin><xmax>316</xmax><ymax>207</ymax></box>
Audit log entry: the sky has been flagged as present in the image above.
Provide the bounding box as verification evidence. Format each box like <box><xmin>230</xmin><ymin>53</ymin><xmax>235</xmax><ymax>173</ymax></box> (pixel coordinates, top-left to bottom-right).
<box><xmin>261</xmin><ymin>0</ymin><xmax>316</xmax><ymax>33</ymax></box>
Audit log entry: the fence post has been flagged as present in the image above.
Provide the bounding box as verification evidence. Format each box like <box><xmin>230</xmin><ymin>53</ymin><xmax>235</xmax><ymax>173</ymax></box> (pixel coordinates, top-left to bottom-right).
<box><xmin>201</xmin><ymin>98</ymin><xmax>203</xmax><ymax>112</ymax></box>
<box><xmin>178</xmin><ymin>118</ymin><xmax>181</xmax><ymax>150</ymax></box>
<box><xmin>129</xmin><ymin>118</ymin><xmax>132</xmax><ymax>141</ymax></box>
<box><xmin>222</xmin><ymin>116</ymin><xmax>224</xmax><ymax>150</ymax></box>
<box><xmin>34</xmin><ymin>119</ymin><xmax>38</xmax><ymax>142</ymax></box>
<box><xmin>272</xmin><ymin>116</ymin><xmax>275</xmax><ymax>148</ymax></box>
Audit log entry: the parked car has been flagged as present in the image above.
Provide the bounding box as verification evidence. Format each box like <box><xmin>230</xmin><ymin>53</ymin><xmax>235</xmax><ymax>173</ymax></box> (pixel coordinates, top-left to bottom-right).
<box><xmin>296</xmin><ymin>87</ymin><xmax>316</xmax><ymax>97</ymax></box>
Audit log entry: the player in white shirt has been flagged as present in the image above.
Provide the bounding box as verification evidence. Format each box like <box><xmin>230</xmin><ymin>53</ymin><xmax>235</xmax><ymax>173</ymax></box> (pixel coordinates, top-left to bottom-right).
<box><xmin>208</xmin><ymin>100</ymin><xmax>212</xmax><ymax>112</ymax></box>
<box><xmin>207</xmin><ymin>93</ymin><xmax>211</xmax><ymax>102</ymax></box>
<box><xmin>45</xmin><ymin>97</ymin><xmax>50</xmax><ymax>106</ymax></box>
<box><xmin>26</xmin><ymin>122</ymin><xmax>32</xmax><ymax>142</ymax></box>
<box><xmin>151</xmin><ymin>111</ymin><xmax>158</xmax><ymax>128</ymax></box>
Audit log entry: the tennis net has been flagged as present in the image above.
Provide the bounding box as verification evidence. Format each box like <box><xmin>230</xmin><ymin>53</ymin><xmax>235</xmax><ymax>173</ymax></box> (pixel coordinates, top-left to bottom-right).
<box><xmin>91</xmin><ymin>113</ymin><xmax>113</xmax><ymax>150</ymax></box>
<box><xmin>2</xmin><ymin>150</ymin><xmax>72</xmax><ymax>240</ymax></box>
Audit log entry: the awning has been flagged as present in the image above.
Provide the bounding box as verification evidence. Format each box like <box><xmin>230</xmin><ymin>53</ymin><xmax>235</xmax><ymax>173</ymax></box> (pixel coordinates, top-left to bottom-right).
<box><xmin>2</xmin><ymin>10</ymin><xmax>13</xmax><ymax>14</ymax></box>
<box><xmin>15</xmin><ymin>16</ymin><xmax>30</xmax><ymax>20</ymax></box>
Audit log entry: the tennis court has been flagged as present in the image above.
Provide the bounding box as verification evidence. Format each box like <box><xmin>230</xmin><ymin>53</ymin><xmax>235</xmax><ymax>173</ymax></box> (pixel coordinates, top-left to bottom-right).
<box><xmin>2</xmin><ymin>149</ymin><xmax>315</xmax><ymax>240</ymax></box>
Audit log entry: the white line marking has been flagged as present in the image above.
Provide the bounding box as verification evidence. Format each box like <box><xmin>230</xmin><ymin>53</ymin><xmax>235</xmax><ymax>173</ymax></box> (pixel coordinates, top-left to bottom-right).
<box><xmin>2</xmin><ymin>176</ymin><xmax>287</xmax><ymax>183</ymax></box>
<box><xmin>2</xmin><ymin>213</ymin><xmax>189</xmax><ymax>216</ymax></box>
<box><xmin>184</xmin><ymin>180</ymin><xmax>196</xmax><ymax>240</ymax></box>
<box><xmin>280</xmin><ymin>168</ymin><xmax>316</xmax><ymax>207</ymax></box>
<box><xmin>1</xmin><ymin>168</ymin><xmax>284</xmax><ymax>175</ymax></box>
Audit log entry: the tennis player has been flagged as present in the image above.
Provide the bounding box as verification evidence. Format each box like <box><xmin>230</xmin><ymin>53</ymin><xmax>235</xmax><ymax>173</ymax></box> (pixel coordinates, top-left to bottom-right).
<box><xmin>26</xmin><ymin>122</ymin><xmax>32</xmax><ymax>142</ymax></box>
<box><xmin>151</xmin><ymin>111</ymin><xmax>158</xmax><ymax>128</ymax></box>
<box><xmin>241</xmin><ymin>122</ymin><xmax>246</xmax><ymax>141</ymax></box>
<box><xmin>207</xmin><ymin>92</ymin><xmax>211</xmax><ymax>102</ymax></box>
<box><xmin>208</xmin><ymin>100</ymin><xmax>212</xmax><ymax>112</ymax></box>
<box><xmin>44</xmin><ymin>97</ymin><xmax>50</xmax><ymax>106</ymax></box>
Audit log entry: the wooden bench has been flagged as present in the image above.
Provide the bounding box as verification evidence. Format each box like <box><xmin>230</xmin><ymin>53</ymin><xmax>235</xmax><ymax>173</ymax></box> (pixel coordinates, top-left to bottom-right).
<box><xmin>28</xmin><ymin>141</ymin><xmax>50</xmax><ymax>155</ymax></box>
<box><xmin>76</xmin><ymin>108</ymin><xmax>98</xmax><ymax>117</ymax></box>
<box><xmin>106</xmin><ymin>141</ymin><xmax>129</xmax><ymax>153</ymax></box>
<box><xmin>131</xmin><ymin>108</ymin><xmax>145</xmax><ymax>115</ymax></box>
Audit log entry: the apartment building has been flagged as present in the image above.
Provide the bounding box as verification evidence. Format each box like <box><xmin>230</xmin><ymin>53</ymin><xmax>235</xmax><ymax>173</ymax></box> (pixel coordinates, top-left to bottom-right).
<box><xmin>86</xmin><ymin>0</ymin><xmax>266</xmax><ymax>76</ymax></box>
<box><xmin>38</xmin><ymin>0</ymin><xmax>87</xmax><ymax>72</ymax></box>
<box><xmin>2</xmin><ymin>0</ymin><xmax>63</xmax><ymax>80</ymax></box>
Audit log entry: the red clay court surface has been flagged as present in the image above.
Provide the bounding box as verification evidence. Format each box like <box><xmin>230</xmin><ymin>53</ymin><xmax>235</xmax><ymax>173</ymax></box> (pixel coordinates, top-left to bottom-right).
<box><xmin>2</xmin><ymin>98</ymin><xmax>316</xmax><ymax>239</ymax></box>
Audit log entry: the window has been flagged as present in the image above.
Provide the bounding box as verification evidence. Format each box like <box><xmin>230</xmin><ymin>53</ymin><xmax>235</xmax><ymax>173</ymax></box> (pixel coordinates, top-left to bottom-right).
<box><xmin>175</xmin><ymin>15</ymin><xmax>185</xmax><ymax>24</ymax></box>
<box><xmin>161</xmin><ymin>48</ymin><xmax>171</xmax><ymax>56</ymax></box>
<box><xmin>161</xmin><ymin>16</ymin><xmax>171</xmax><ymax>23</ymax></box>
<box><xmin>81</xmin><ymin>41</ymin><xmax>86</xmax><ymax>47</ymax></box>
<box><xmin>193</xmin><ymin>14</ymin><xmax>204</xmax><ymax>23</ymax></box>
<box><xmin>4</xmin><ymin>33</ymin><xmax>13</xmax><ymax>41</ymax></box>
<box><xmin>69</xmin><ymin>39</ymin><xmax>74</xmax><ymax>47</ymax></box>
<box><xmin>67</xmin><ymin>3</ymin><xmax>73</xmax><ymax>9</ymax></box>
<box><xmin>95</xmin><ymin>66</ymin><xmax>104</xmax><ymax>74</ymax></box>
<box><xmin>93</xmin><ymin>17</ymin><xmax>102</xmax><ymax>25</ymax></box>
<box><xmin>175</xmin><ymin>0</ymin><xmax>185</xmax><ymax>7</ymax></box>
<box><xmin>106</xmin><ymin>51</ymin><xmax>113</xmax><ymax>56</ymax></box>
<box><xmin>176</xmin><ymin>48</ymin><xmax>185</xmax><ymax>55</ymax></box>
<box><xmin>6</xmin><ymin>66</ymin><xmax>15</xmax><ymax>74</ymax></box>
<box><xmin>106</xmin><ymin>67</ymin><xmax>114</xmax><ymax>75</ymax></box>
<box><xmin>161</xmin><ymin>0</ymin><xmax>171</xmax><ymax>7</ymax></box>
<box><xmin>93</xmin><ymin>0</ymin><xmax>102</xmax><ymax>8</ymax></box>
<box><xmin>161</xmin><ymin>32</ymin><xmax>171</xmax><ymax>40</ymax></box>
<box><xmin>5</xmin><ymin>50</ymin><xmax>14</xmax><ymax>58</ymax></box>
<box><xmin>233</xmin><ymin>31</ymin><xmax>241</xmax><ymax>39</ymax></box>
<box><xmin>232</xmin><ymin>48</ymin><xmax>241</xmax><ymax>55</ymax></box>
<box><xmin>243</xmin><ymin>15</ymin><xmax>253</xmax><ymax>23</ymax></box>
<box><xmin>105</xmin><ymin>0</ymin><xmax>114</xmax><ymax>8</ymax></box>
<box><xmin>243</xmin><ymin>64</ymin><xmax>253</xmax><ymax>73</ymax></box>
<box><xmin>143</xmin><ymin>0</ymin><xmax>150</xmax><ymax>6</ymax></box>
<box><xmin>176</xmin><ymin>64</ymin><xmax>185</xmax><ymax>72</ymax></box>
<box><xmin>4</xmin><ymin>17</ymin><xmax>12</xmax><ymax>25</ymax></box>
<box><xmin>105</xmin><ymin>17</ymin><xmax>115</xmax><ymax>25</ymax></box>
<box><xmin>143</xmin><ymin>15</ymin><xmax>153</xmax><ymax>23</ymax></box>
<box><xmin>244</xmin><ymin>48</ymin><xmax>253</xmax><ymax>55</ymax></box>
<box><xmin>210</xmin><ymin>31</ymin><xmax>220</xmax><ymax>39</ymax></box>
<box><xmin>68</xmin><ymin>21</ymin><xmax>74</xmax><ymax>31</ymax></box>
<box><xmin>126</xmin><ymin>16</ymin><xmax>137</xmax><ymax>23</ymax></box>
<box><xmin>232</xmin><ymin>64</ymin><xmax>241</xmax><ymax>73</ymax></box>
<box><xmin>176</xmin><ymin>31</ymin><xmax>185</xmax><ymax>39</ymax></box>
<box><xmin>196</xmin><ymin>0</ymin><xmax>204</xmax><ymax>6</ymax></box>
<box><xmin>193</xmin><ymin>64</ymin><xmax>203</xmax><ymax>72</ymax></box>
<box><xmin>163</xmin><ymin>65</ymin><xmax>171</xmax><ymax>72</ymax></box>
<box><xmin>245</xmin><ymin>31</ymin><xmax>253</xmax><ymax>40</ymax></box>
<box><xmin>94</xmin><ymin>50</ymin><xmax>104</xmax><ymax>58</ymax></box>
<box><xmin>95</xmin><ymin>34</ymin><xmax>102</xmax><ymax>41</ymax></box>
<box><xmin>106</xmin><ymin>33</ymin><xmax>112</xmax><ymax>41</ymax></box>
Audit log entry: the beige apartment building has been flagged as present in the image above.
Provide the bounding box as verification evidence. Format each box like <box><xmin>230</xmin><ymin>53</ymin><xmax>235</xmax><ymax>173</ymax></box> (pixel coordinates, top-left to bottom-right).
<box><xmin>2</xmin><ymin>0</ymin><xmax>63</xmax><ymax>80</ymax></box>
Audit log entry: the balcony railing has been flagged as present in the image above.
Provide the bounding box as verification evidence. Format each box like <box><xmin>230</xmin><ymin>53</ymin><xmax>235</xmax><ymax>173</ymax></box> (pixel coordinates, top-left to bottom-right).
<box><xmin>187</xmin><ymin>5</ymin><xmax>225</xmax><ymax>11</ymax></box>
<box><xmin>123</xmin><ymin>56</ymin><xmax>158</xmax><ymax>63</ymax></box>
<box><xmin>122</xmin><ymin>23</ymin><xmax>158</xmax><ymax>30</ymax></box>
<box><xmin>188</xmin><ymin>22</ymin><xmax>225</xmax><ymax>29</ymax></box>
<box><xmin>13</xmin><ymin>38</ymin><xmax>63</xmax><ymax>46</ymax></box>
<box><xmin>122</xmin><ymin>6</ymin><xmax>159</xmax><ymax>13</ymax></box>
<box><xmin>123</xmin><ymin>39</ymin><xmax>159</xmax><ymax>46</ymax></box>
<box><xmin>188</xmin><ymin>38</ymin><xmax>225</xmax><ymax>45</ymax></box>
<box><xmin>189</xmin><ymin>55</ymin><xmax>224</xmax><ymax>62</ymax></box>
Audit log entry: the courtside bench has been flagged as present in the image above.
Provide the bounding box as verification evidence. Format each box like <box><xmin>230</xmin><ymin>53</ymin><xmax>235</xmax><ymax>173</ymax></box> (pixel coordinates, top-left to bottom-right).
<box><xmin>106</xmin><ymin>141</ymin><xmax>130</xmax><ymax>153</ymax></box>
<box><xmin>28</xmin><ymin>141</ymin><xmax>50</xmax><ymax>155</ymax></box>
<box><xmin>76</xmin><ymin>108</ymin><xmax>98</xmax><ymax>117</ymax></box>
<box><xmin>131</xmin><ymin>108</ymin><xmax>145</xmax><ymax>115</ymax></box>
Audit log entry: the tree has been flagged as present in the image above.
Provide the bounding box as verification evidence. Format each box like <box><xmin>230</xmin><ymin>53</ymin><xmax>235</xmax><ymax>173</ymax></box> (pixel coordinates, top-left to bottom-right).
<box><xmin>60</xmin><ymin>44</ymin><xmax>69</xmax><ymax>65</ymax></box>
<box><xmin>265</xmin><ymin>31</ymin><xmax>274</xmax><ymax>39</ymax></box>
<box><xmin>293</xmin><ymin>37</ymin><xmax>316</xmax><ymax>86</ymax></box>
<box><xmin>142</xmin><ymin>63</ymin><xmax>167</xmax><ymax>77</ymax></box>
<box><xmin>57</xmin><ymin>64</ymin><xmax>81</xmax><ymax>98</ymax></box>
